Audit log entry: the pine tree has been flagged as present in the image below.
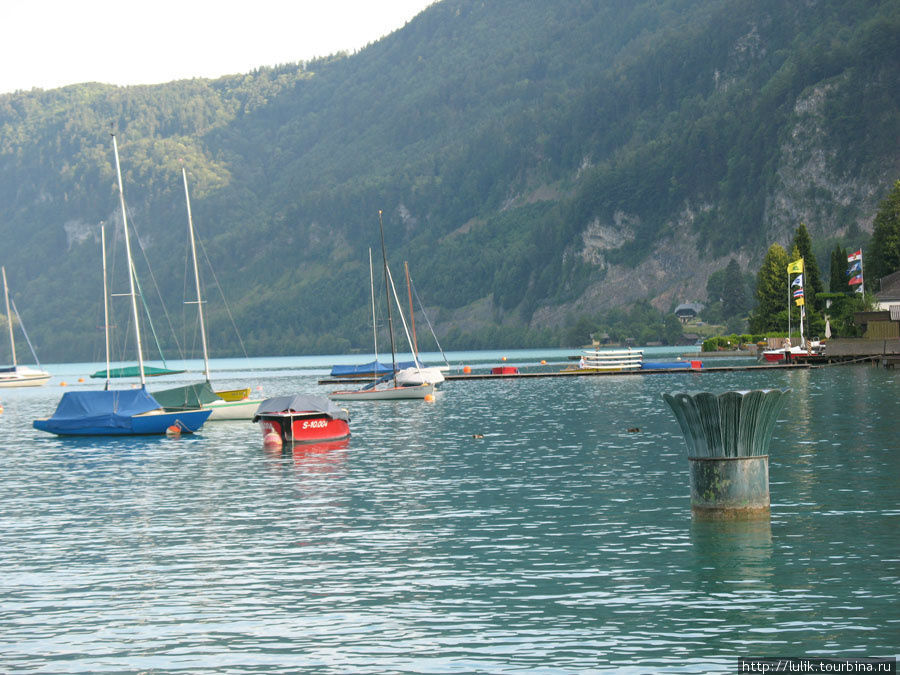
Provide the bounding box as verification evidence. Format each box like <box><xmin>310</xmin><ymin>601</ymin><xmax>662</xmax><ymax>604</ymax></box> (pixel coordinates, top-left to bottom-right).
<box><xmin>722</xmin><ymin>258</ymin><xmax>749</xmax><ymax>319</ymax></box>
<box><xmin>749</xmin><ymin>243</ymin><xmax>789</xmax><ymax>333</ymax></box>
<box><xmin>866</xmin><ymin>179</ymin><xmax>900</xmax><ymax>290</ymax></box>
<box><xmin>790</xmin><ymin>223</ymin><xmax>824</xmax><ymax>311</ymax></box>
<box><xmin>829</xmin><ymin>244</ymin><xmax>849</xmax><ymax>293</ymax></box>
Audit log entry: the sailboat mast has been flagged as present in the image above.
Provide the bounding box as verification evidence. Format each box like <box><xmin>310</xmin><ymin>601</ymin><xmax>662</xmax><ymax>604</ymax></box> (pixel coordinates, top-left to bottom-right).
<box><xmin>101</xmin><ymin>226</ymin><xmax>111</xmax><ymax>390</ymax></box>
<box><xmin>369</xmin><ymin>248</ymin><xmax>378</xmax><ymax>367</ymax></box>
<box><xmin>405</xmin><ymin>261</ymin><xmax>419</xmax><ymax>364</ymax></box>
<box><xmin>377</xmin><ymin>210</ymin><xmax>397</xmax><ymax>385</ymax></box>
<box><xmin>111</xmin><ymin>133</ymin><xmax>147</xmax><ymax>387</ymax></box>
<box><xmin>2</xmin><ymin>267</ymin><xmax>16</xmax><ymax>368</ymax></box>
<box><xmin>182</xmin><ymin>167</ymin><xmax>211</xmax><ymax>382</ymax></box>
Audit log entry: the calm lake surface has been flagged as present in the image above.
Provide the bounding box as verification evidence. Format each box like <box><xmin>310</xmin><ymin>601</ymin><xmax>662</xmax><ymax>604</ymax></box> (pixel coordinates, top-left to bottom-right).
<box><xmin>1</xmin><ymin>348</ymin><xmax>898</xmax><ymax>673</ymax></box>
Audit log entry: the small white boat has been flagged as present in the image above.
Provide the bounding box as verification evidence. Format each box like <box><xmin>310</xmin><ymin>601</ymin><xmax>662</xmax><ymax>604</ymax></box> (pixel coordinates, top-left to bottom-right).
<box><xmin>329</xmin><ymin>379</ymin><xmax>435</xmax><ymax>401</ymax></box>
<box><xmin>0</xmin><ymin>364</ymin><xmax>51</xmax><ymax>388</ymax></box>
<box><xmin>1</xmin><ymin>266</ymin><xmax>50</xmax><ymax>388</ymax></box>
<box><xmin>395</xmin><ymin>365</ymin><xmax>445</xmax><ymax>387</ymax></box>
<box><xmin>329</xmin><ymin>212</ymin><xmax>437</xmax><ymax>403</ymax></box>
<box><xmin>566</xmin><ymin>348</ymin><xmax>644</xmax><ymax>372</ymax></box>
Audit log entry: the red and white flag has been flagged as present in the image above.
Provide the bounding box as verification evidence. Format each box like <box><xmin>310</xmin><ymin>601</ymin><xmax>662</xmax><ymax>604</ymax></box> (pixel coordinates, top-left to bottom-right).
<box><xmin>847</xmin><ymin>249</ymin><xmax>862</xmax><ymax>262</ymax></box>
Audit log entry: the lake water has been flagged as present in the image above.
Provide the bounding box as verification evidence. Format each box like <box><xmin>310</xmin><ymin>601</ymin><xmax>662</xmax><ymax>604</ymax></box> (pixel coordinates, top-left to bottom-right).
<box><xmin>1</xmin><ymin>348</ymin><xmax>898</xmax><ymax>673</ymax></box>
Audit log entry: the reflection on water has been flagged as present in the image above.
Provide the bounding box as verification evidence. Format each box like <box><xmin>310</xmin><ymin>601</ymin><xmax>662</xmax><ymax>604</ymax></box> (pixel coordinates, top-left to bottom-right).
<box><xmin>0</xmin><ymin>355</ymin><xmax>897</xmax><ymax>672</ymax></box>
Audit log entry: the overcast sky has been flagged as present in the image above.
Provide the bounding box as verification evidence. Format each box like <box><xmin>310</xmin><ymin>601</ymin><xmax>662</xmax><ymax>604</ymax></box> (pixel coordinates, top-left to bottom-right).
<box><xmin>1</xmin><ymin>0</ymin><xmax>435</xmax><ymax>94</ymax></box>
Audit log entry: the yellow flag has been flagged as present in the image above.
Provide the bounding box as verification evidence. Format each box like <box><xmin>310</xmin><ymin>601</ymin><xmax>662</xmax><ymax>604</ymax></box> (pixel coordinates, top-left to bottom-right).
<box><xmin>795</xmin><ymin>296</ymin><xmax>805</xmax><ymax>306</ymax></box>
<box><xmin>787</xmin><ymin>259</ymin><xmax>804</xmax><ymax>274</ymax></box>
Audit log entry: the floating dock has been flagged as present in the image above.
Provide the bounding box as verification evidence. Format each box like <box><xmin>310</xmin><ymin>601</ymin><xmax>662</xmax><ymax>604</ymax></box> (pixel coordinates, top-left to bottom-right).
<box><xmin>443</xmin><ymin>362</ymin><xmax>810</xmax><ymax>380</ymax></box>
<box><xmin>318</xmin><ymin>360</ymin><xmax>809</xmax><ymax>384</ymax></box>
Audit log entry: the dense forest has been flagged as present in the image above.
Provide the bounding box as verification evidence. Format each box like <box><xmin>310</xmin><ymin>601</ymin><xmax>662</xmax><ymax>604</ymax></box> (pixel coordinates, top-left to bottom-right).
<box><xmin>1</xmin><ymin>0</ymin><xmax>899</xmax><ymax>362</ymax></box>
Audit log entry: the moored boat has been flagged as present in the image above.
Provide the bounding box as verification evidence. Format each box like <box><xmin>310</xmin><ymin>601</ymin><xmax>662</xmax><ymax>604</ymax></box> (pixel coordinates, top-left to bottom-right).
<box><xmin>152</xmin><ymin>167</ymin><xmax>264</xmax><ymax>421</ymax></box>
<box><xmin>252</xmin><ymin>394</ymin><xmax>350</xmax><ymax>444</ymax></box>
<box><xmin>329</xmin><ymin>376</ymin><xmax>435</xmax><ymax>401</ymax></box>
<box><xmin>564</xmin><ymin>348</ymin><xmax>644</xmax><ymax>372</ymax></box>
<box><xmin>2</xmin><ymin>266</ymin><xmax>51</xmax><ymax>388</ymax></box>
<box><xmin>33</xmin><ymin>135</ymin><xmax>211</xmax><ymax>437</ymax></box>
<box><xmin>33</xmin><ymin>388</ymin><xmax>211</xmax><ymax>436</ymax></box>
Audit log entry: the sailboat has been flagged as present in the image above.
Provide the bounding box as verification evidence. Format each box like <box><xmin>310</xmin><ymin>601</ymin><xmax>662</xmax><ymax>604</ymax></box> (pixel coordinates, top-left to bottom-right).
<box><xmin>386</xmin><ymin>263</ymin><xmax>444</xmax><ymax>388</ymax></box>
<box><xmin>151</xmin><ymin>167</ymin><xmax>263</xmax><ymax>421</ymax></box>
<box><xmin>327</xmin><ymin>250</ymin><xmax>418</xmax><ymax>380</ymax></box>
<box><xmin>1</xmin><ymin>266</ymin><xmax>51</xmax><ymax>387</ymax></box>
<box><xmin>329</xmin><ymin>211</ymin><xmax>434</xmax><ymax>401</ymax></box>
<box><xmin>33</xmin><ymin>135</ymin><xmax>211</xmax><ymax>436</ymax></box>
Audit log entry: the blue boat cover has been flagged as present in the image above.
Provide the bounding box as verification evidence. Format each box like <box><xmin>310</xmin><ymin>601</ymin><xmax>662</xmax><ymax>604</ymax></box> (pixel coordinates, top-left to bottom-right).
<box><xmin>329</xmin><ymin>360</ymin><xmax>418</xmax><ymax>377</ymax></box>
<box><xmin>34</xmin><ymin>388</ymin><xmax>162</xmax><ymax>433</ymax></box>
<box><xmin>641</xmin><ymin>361</ymin><xmax>693</xmax><ymax>369</ymax></box>
<box><xmin>253</xmin><ymin>394</ymin><xmax>350</xmax><ymax>422</ymax></box>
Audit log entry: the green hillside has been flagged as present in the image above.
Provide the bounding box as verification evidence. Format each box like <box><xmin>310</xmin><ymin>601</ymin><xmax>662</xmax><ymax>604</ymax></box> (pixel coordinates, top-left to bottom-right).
<box><xmin>1</xmin><ymin>0</ymin><xmax>898</xmax><ymax>362</ymax></box>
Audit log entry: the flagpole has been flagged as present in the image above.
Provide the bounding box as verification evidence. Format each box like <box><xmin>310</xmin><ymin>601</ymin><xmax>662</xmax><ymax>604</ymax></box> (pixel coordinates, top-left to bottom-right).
<box><xmin>859</xmin><ymin>249</ymin><xmax>865</xmax><ymax>294</ymax></box>
<box><xmin>787</xmin><ymin>267</ymin><xmax>791</xmax><ymax>343</ymax></box>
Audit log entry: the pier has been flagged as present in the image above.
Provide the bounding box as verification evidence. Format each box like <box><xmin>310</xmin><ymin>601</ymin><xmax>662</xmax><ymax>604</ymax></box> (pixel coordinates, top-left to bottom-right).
<box><xmin>318</xmin><ymin>360</ymin><xmax>810</xmax><ymax>384</ymax></box>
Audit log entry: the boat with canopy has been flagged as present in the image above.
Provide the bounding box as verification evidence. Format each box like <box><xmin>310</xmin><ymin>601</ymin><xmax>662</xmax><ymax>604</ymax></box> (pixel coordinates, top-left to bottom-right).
<box><xmin>33</xmin><ymin>135</ymin><xmax>211</xmax><ymax>436</ymax></box>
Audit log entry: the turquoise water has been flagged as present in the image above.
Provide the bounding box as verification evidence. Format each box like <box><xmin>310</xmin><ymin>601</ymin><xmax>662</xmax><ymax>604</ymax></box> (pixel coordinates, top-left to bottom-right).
<box><xmin>1</xmin><ymin>349</ymin><xmax>898</xmax><ymax>673</ymax></box>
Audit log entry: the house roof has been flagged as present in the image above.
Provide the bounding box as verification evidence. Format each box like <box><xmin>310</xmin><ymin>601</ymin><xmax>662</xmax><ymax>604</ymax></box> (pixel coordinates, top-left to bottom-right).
<box><xmin>877</xmin><ymin>270</ymin><xmax>900</xmax><ymax>301</ymax></box>
<box><xmin>674</xmin><ymin>302</ymin><xmax>704</xmax><ymax>315</ymax></box>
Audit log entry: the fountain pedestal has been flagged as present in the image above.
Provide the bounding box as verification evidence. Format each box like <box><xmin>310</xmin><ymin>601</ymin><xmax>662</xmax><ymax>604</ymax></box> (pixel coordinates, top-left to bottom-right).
<box><xmin>663</xmin><ymin>390</ymin><xmax>788</xmax><ymax>520</ymax></box>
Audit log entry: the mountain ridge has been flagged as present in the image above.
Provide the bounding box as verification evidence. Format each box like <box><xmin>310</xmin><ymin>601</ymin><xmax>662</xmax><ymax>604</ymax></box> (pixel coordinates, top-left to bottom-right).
<box><xmin>1</xmin><ymin>0</ymin><xmax>898</xmax><ymax>361</ymax></box>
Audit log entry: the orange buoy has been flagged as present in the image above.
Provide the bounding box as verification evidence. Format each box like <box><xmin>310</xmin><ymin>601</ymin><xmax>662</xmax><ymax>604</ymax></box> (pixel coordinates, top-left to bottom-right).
<box><xmin>463</xmin><ymin>365</ymin><xmax>472</xmax><ymax>374</ymax></box>
<box><xmin>0</xmin><ymin>404</ymin><xmax>4</xmax><ymax>414</ymax></box>
<box><xmin>501</xmin><ymin>356</ymin><xmax>507</xmax><ymax>361</ymax></box>
<box><xmin>59</xmin><ymin>381</ymin><xmax>67</xmax><ymax>387</ymax></box>
<box><xmin>166</xmin><ymin>425</ymin><xmax>182</xmax><ymax>436</ymax></box>
<box><xmin>424</xmin><ymin>393</ymin><xmax>435</xmax><ymax>402</ymax></box>
<box><xmin>78</xmin><ymin>377</ymin><xmax>85</xmax><ymax>383</ymax></box>
<box><xmin>540</xmin><ymin>360</ymin><xmax>547</xmax><ymax>365</ymax></box>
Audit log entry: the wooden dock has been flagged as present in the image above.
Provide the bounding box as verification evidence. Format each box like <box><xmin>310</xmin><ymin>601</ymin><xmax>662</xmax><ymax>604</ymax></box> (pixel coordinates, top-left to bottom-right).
<box><xmin>441</xmin><ymin>362</ymin><xmax>810</xmax><ymax>381</ymax></box>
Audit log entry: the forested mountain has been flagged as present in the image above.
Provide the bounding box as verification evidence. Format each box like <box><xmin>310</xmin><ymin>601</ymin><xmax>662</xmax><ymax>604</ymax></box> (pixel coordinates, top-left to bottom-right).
<box><xmin>2</xmin><ymin>0</ymin><xmax>899</xmax><ymax>362</ymax></box>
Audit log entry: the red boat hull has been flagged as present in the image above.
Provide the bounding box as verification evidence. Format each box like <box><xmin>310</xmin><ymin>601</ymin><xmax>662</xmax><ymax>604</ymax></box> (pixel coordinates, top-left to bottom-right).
<box><xmin>256</xmin><ymin>411</ymin><xmax>350</xmax><ymax>444</ymax></box>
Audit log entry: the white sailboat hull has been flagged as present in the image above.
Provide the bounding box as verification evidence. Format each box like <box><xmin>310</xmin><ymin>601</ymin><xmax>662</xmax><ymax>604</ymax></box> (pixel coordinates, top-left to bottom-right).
<box><xmin>0</xmin><ymin>366</ymin><xmax>51</xmax><ymax>388</ymax></box>
<box><xmin>395</xmin><ymin>366</ymin><xmax>445</xmax><ymax>387</ymax></box>
<box><xmin>329</xmin><ymin>382</ymin><xmax>435</xmax><ymax>401</ymax></box>
<box><xmin>205</xmin><ymin>398</ymin><xmax>263</xmax><ymax>420</ymax></box>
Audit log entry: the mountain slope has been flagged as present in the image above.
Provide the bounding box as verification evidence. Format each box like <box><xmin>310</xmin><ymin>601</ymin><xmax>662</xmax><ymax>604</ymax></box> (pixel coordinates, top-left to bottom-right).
<box><xmin>1</xmin><ymin>0</ymin><xmax>898</xmax><ymax>361</ymax></box>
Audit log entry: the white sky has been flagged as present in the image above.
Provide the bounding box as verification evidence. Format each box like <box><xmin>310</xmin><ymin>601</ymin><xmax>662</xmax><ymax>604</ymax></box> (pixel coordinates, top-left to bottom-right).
<box><xmin>1</xmin><ymin>0</ymin><xmax>435</xmax><ymax>94</ymax></box>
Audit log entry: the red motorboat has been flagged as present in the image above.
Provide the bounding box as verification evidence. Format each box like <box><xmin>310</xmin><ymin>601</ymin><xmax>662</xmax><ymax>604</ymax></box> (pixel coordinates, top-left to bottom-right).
<box><xmin>252</xmin><ymin>394</ymin><xmax>350</xmax><ymax>445</ymax></box>
<box><xmin>761</xmin><ymin>340</ymin><xmax>824</xmax><ymax>363</ymax></box>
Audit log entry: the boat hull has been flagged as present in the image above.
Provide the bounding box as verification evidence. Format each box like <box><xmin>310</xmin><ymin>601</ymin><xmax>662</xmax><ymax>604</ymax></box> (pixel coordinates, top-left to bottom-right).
<box><xmin>33</xmin><ymin>408</ymin><xmax>212</xmax><ymax>436</ymax></box>
<box><xmin>328</xmin><ymin>383</ymin><xmax>435</xmax><ymax>401</ymax></box>
<box><xmin>205</xmin><ymin>398</ymin><xmax>263</xmax><ymax>421</ymax></box>
<box><xmin>0</xmin><ymin>369</ymin><xmax>51</xmax><ymax>388</ymax></box>
<box><xmin>256</xmin><ymin>411</ymin><xmax>350</xmax><ymax>444</ymax></box>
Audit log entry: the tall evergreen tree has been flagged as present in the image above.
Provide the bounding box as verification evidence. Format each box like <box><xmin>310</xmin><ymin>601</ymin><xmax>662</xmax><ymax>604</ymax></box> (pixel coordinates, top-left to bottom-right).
<box><xmin>721</xmin><ymin>258</ymin><xmax>749</xmax><ymax>319</ymax></box>
<box><xmin>829</xmin><ymin>244</ymin><xmax>849</xmax><ymax>293</ymax></box>
<box><xmin>866</xmin><ymin>179</ymin><xmax>900</xmax><ymax>290</ymax></box>
<box><xmin>749</xmin><ymin>243</ymin><xmax>789</xmax><ymax>333</ymax></box>
<box><xmin>790</xmin><ymin>223</ymin><xmax>824</xmax><ymax>311</ymax></box>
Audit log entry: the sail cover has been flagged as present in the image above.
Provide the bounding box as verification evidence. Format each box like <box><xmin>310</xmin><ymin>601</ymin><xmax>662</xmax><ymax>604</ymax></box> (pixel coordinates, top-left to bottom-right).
<box><xmin>34</xmin><ymin>388</ymin><xmax>162</xmax><ymax>433</ymax></box>
<box><xmin>151</xmin><ymin>381</ymin><xmax>222</xmax><ymax>410</ymax></box>
<box><xmin>252</xmin><ymin>394</ymin><xmax>350</xmax><ymax>422</ymax></box>
<box><xmin>329</xmin><ymin>360</ymin><xmax>418</xmax><ymax>377</ymax></box>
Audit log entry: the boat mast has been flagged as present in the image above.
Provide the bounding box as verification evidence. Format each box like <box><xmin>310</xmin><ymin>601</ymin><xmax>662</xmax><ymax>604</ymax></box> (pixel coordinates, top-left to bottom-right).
<box><xmin>111</xmin><ymin>133</ymin><xmax>147</xmax><ymax>387</ymax></box>
<box><xmin>369</xmin><ymin>248</ymin><xmax>379</xmax><ymax>377</ymax></box>
<box><xmin>2</xmin><ymin>267</ymin><xmax>16</xmax><ymax>368</ymax></box>
<box><xmin>405</xmin><ymin>261</ymin><xmax>420</xmax><ymax>365</ymax></box>
<box><xmin>377</xmin><ymin>210</ymin><xmax>397</xmax><ymax>386</ymax></box>
<box><xmin>182</xmin><ymin>166</ymin><xmax>211</xmax><ymax>383</ymax></box>
<box><xmin>101</xmin><ymin>226</ymin><xmax>112</xmax><ymax>390</ymax></box>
